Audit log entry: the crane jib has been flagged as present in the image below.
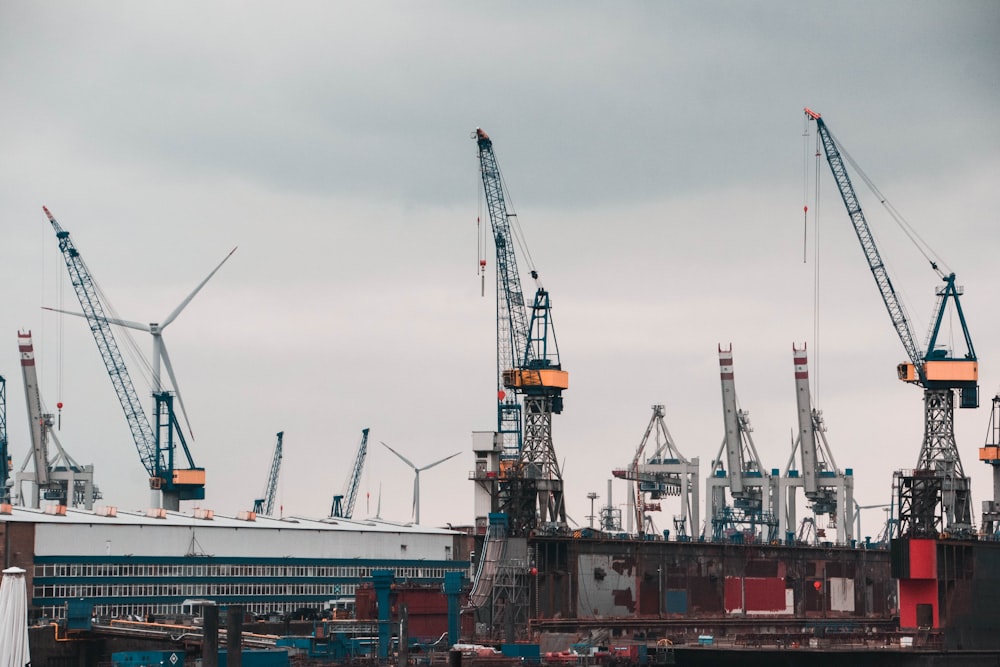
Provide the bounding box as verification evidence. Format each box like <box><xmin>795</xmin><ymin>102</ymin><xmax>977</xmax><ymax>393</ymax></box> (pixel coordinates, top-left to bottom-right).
<box><xmin>806</xmin><ymin>111</ymin><xmax>978</xmax><ymax>406</ymax></box>
<box><xmin>47</xmin><ymin>217</ymin><xmax>161</xmax><ymax>477</ymax></box>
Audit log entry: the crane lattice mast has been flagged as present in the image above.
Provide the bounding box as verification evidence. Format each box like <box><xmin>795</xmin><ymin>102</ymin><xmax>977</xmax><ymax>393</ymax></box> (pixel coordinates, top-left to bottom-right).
<box><xmin>331</xmin><ymin>428</ymin><xmax>369</xmax><ymax>519</ymax></box>
<box><xmin>254</xmin><ymin>431</ymin><xmax>284</xmax><ymax>516</ymax></box>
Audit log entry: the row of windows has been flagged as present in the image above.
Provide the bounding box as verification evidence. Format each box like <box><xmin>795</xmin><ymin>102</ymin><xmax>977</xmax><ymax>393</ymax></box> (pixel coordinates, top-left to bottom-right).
<box><xmin>34</xmin><ymin>563</ymin><xmax>456</xmax><ymax>580</ymax></box>
<box><xmin>39</xmin><ymin>599</ymin><xmax>332</xmax><ymax>621</ymax></box>
<box><xmin>35</xmin><ymin>582</ymin><xmax>359</xmax><ymax>600</ymax></box>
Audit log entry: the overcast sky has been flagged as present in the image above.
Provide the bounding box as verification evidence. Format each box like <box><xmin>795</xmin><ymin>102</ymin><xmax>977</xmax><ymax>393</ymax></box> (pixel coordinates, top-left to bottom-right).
<box><xmin>1</xmin><ymin>2</ymin><xmax>998</xmax><ymax>538</ymax></box>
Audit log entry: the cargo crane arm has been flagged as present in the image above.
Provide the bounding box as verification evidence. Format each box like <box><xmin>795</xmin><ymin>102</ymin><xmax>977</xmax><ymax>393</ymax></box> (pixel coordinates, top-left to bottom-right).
<box><xmin>804</xmin><ymin>108</ymin><xmax>922</xmax><ymax>372</ymax></box>
<box><xmin>331</xmin><ymin>428</ymin><xmax>369</xmax><ymax>518</ymax></box>
<box><xmin>474</xmin><ymin>129</ymin><xmax>567</xmax><ymax>412</ymax></box>
<box><xmin>804</xmin><ymin>109</ymin><xmax>977</xmax><ymax>397</ymax></box>
<box><xmin>43</xmin><ymin>207</ymin><xmax>160</xmax><ymax>478</ymax></box>
<box><xmin>473</xmin><ymin>128</ymin><xmax>568</xmax><ymax>536</ymax></box>
<box><xmin>475</xmin><ymin>128</ymin><xmax>533</xmax><ymax>381</ymax></box>
<box><xmin>805</xmin><ymin>108</ymin><xmax>978</xmax><ymax>534</ymax></box>
<box><xmin>254</xmin><ymin>431</ymin><xmax>283</xmax><ymax>516</ymax></box>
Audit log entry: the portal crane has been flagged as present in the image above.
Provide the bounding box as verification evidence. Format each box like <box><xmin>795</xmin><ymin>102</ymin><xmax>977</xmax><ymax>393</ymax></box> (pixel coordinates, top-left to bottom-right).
<box><xmin>19</xmin><ymin>330</ymin><xmax>52</xmax><ymax>503</ymax></box>
<box><xmin>612</xmin><ymin>404</ymin><xmax>699</xmax><ymax>538</ymax></box>
<box><xmin>331</xmin><ymin>428</ymin><xmax>369</xmax><ymax>519</ymax></box>
<box><xmin>805</xmin><ymin>108</ymin><xmax>978</xmax><ymax>536</ymax></box>
<box><xmin>15</xmin><ymin>331</ymin><xmax>98</xmax><ymax>509</ymax></box>
<box><xmin>254</xmin><ymin>431</ymin><xmax>284</xmax><ymax>516</ymax></box>
<box><xmin>473</xmin><ymin>128</ymin><xmax>569</xmax><ymax>535</ymax></box>
<box><xmin>705</xmin><ymin>345</ymin><xmax>777</xmax><ymax>542</ymax></box>
<box><xmin>779</xmin><ymin>343</ymin><xmax>854</xmax><ymax>544</ymax></box>
<box><xmin>44</xmin><ymin>207</ymin><xmax>205</xmax><ymax>509</ymax></box>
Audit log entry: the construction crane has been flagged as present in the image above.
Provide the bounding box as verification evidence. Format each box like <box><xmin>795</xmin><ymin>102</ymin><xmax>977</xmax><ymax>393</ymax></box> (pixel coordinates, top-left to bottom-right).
<box><xmin>19</xmin><ymin>330</ymin><xmax>52</xmax><ymax>504</ymax></box>
<box><xmin>43</xmin><ymin>206</ymin><xmax>215</xmax><ymax>510</ymax></box>
<box><xmin>980</xmin><ymin>395</ymin><xmax>1000</xmax><ymax>536</ymax></box>
<box><xmin>253</xmin><ymin>431</ymin><xmax>283</xmax><ymax>516</ymax></box>
<box><xmin>805</xmin><ymin>108</ymin><xmax>978</xmax><ymax>536</ymax></box>
<box><xmin>331</xmin><ymin>428</ymin><xmax>369</xmax><ymax>519</ymax></box>
<box><xmin>15</xmin><ymin>331</ymin><xmax>99</xmax><ymax>509</ymax></box>
<box><xmin>779</xmin><ymin>343</ymin><xmax>854</xmax><ymax>544</ymax></box>
<box><xmin>612</xmin><ymin>404</ymin><xmax>699</xmax><ymax>539</ymax></box>
<box><xmin>705</xmin><ymin>345</ymin><xmax>777</xmax><ymax>542</ymax></box>
<box><xmin>0</xmin><ymin>374</ymin><xmax>9</xmax><ymax>504</ymax></box>
<box><xmin>473</xmin><ymin>128</ymin><xmax>569</xmax><ymax>536</ymax></box>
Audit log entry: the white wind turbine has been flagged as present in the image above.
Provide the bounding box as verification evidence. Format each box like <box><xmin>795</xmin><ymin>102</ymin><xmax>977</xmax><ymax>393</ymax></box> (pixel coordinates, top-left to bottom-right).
<box><xmin>45</xmin><ymin>247</ymin><xmax>237</xmax><ymax>439</ymax></box>
<box><xmin>381</xmin><ymin>441</ymin><xmax>460</xmax><ymax>525</ymax></box>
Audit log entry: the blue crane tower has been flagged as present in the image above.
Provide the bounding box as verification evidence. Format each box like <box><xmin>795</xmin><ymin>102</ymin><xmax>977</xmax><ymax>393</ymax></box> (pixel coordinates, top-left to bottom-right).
<box><xmin>331</xmin><ymin>428</ymin><xmax>369</xmax><ymax>519</ymax></box>
<box><xmin>805</xmin><ymin>108</ymin><xmax>978</xmax><ymax>536</ymax></box>
<box><xmin>474</xmin><ymin>128</ymin><xmax>568</xmax><ymax>535</ymax></box>
<box><xmin>254</xmin><ymin>431</ymin><xmax>284</xmax><ymax>516</ymax></box>
<box><xmin>43</xmin><ymin>206</ymin><xmax>210</xmax><ymax>510</ymax></box>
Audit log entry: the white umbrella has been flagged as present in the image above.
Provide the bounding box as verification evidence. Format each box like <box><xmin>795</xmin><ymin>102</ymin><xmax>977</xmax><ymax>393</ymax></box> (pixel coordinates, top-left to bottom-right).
<box><xmin>0</xmin><ymin>566</ymin><xmax>30</xmax><ymax>667</ymax></box>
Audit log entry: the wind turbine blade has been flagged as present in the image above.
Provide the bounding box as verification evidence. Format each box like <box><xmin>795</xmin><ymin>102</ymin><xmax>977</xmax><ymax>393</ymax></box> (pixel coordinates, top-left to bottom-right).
<box><xmin>161</xmin><ymin>246</ymin><xmax>237</xmax><ymax>329</ymax></box>
<box><xmin>43</xmin><ymin>306</ymin><xmax>150</xmax><ymax>332</ymax></box>
<box><xmin>418</xmin><ymin>451</ymin><xmax>461</xmax><ymax>472</ymax></box>
<box><xmin>380</xmin><ymin>441</ymin><xmax>416</xmax><ymax>469</ymax></box>
<box><xmin>160</xmin><ymin>341</ymin><xmax>195</xmax><ymax>439</ymax></box>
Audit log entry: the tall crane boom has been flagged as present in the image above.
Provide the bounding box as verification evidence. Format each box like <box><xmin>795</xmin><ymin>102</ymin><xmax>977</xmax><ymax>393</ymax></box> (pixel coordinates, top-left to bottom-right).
<box><xmin>44</xmin><ymin>206</ymin><xmax>208</xmax><ymax>509</ymax></box>
<box><xmin>474</xmin><ymin>129</ymin><xmax>568</xmax><ymax>535</ymax></box>
<box><xmin>43</xmin><ymin>207</ymin><xmax>159</xmax><ymax>477</ymax></box>
<box><xmin>474</xmin><ymin>128</ymin><xmax>531</xmax><ymax>462</ymax></box>
<box><xmin>19</xmin><ymin>332</ymin><xmax>51</xmax><ymax>488</ymax></box>
<box><xmin>475</xmin><ymin>129</ymin><xmax>532</xmax><ymax>386</ymax></box>
<box><xmin>331</xmin><ymin>428</ymin><xmax>369</xmax><ymax>519</ymax></box>
<box><xmin>254</xmin><ymin>431</ymin><xmax>284</xmax><ymax>516</ymax></box>
<box><xmin>804</xmin><ymin>108</ymin><xmax>977</xmax><ymax>400</ymax></box>
<box><xmin>805</xmin><ymin>108</ymin><xmax>978</xmax><ymax>535</ymax></box>
<box><xmin>804</xmin><ymin>108</ymin><xmax>921</xmax><ymax>370</ymax></box>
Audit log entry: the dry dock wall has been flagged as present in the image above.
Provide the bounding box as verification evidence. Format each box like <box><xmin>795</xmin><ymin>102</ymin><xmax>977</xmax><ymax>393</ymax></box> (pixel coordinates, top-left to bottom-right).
<box><xmin>532</xmin><ymin>537</ymin><xmax>893</xmax><ymax>623</ymax></box>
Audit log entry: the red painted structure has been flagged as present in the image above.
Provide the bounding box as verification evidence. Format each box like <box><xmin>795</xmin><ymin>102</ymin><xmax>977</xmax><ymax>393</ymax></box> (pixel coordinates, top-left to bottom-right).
<box><xmin>356</xmin><ymin>583</ymin><xmax>472</xmax><ymax>641</ymax></box>
<box><xmin>724</xmin><ymin>577</ymin><xmax>786</xmax><ymax>613</ymax></box>
<box><xmin>896</xmin><ymin>538</ymin><xmax>938</xmax><ymax>629</ymax></box>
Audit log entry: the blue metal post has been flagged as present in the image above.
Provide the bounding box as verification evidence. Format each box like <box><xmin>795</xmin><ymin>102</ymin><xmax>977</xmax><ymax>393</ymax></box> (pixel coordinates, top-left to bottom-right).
<box><xmin>444</xmin><ymin>571</ymin><xmax>465</xmax><ymax>647</ymax></box>
<box><xmin>372</xmin><ymin>570</ymin><xmax>394</xmax><ymax>661</ymax></box>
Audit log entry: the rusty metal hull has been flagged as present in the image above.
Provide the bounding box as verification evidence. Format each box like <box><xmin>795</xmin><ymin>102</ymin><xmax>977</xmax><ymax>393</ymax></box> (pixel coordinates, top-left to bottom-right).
<box><xmin>533</xmin><ymin>536</ymin><xmax>892</xmax><ymax>622</ymax></box>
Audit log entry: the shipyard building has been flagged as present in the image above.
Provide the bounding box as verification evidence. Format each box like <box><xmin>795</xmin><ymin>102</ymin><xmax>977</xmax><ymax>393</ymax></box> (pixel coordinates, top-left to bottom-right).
<box><xmin>0</xmin><ymin>504</ymin><xmax>469</xmax><ymax>621</ymax></box>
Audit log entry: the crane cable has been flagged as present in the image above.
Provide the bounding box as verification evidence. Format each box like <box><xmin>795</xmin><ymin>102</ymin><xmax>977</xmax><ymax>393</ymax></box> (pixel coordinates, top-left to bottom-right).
<box><xmin>477</xmin><ymin>163</ymin><xmax>486</xmax><ymax>296</ymax></box>
<box><xmin>803</xmin><ymin>114</ymin><xmax>823</xmax><ymax>404</ymax></box>
<box><xmin>826</xmin><ymin>127</ymin><xmax>949</xmax><ymax>278</ymax></box>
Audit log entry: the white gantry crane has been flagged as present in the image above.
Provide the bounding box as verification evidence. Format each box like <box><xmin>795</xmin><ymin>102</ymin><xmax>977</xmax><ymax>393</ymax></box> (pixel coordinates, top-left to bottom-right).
<box><xmin>14</xmin><ymin>331</ymin><xmax>99</xmax><ymax>509</ymax></box>
<box><xmin>705</xmin><ymin>345</ymin><xmax>778</xmax><ymax>542</ymax></box>
<box><xmin>779</xmin><ymin>344</ymin><xmax>855</xmax><ymax>545</ymax></box>
<box><xmin>613</xmin><ymin>404</ymin><xmax>699</xmax><ymax>540</ymax></box>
